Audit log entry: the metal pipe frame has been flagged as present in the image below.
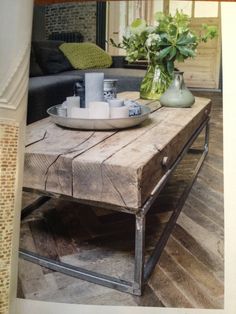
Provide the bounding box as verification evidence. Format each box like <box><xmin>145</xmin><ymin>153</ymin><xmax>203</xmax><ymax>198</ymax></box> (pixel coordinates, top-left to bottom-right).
<box><xmin>19</xmin><ymin>118</ymin><xmax>210</xmax><ymax>296</ymax></box>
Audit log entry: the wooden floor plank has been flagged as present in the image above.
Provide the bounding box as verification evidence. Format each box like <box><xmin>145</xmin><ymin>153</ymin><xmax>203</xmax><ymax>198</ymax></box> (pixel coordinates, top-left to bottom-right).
<box><xmin>177</xmin><ymin>212</ymin><xmax>224</xmax><ymax>260</ymax></box>
<box><xmin>198</xmin><ymin>164</ymin><xmax>223</xmax><ymax>193</ymax></box>
<box><xmin>165</xmin><ymin>236</ymin><xmax>224</xmax><ymax>297</ymax></box>
<box><xmin>185</xmin><ymin>194</ymin><xmax>224</xmax><ymax>228</ymax></box>
<box><xmin>158</xmin><ymin>250</ymin><xmax>219</xmax><ymax>308</ymax></box>
<box><xmin>191</xmin><ymin>179</ymin><xmax>223</xmax><ymax>213</ymax></box>
<box><xmin>172</xmin><ymin>224</ymin><xmax>224</xmax><ymax>281</ymax></box>
<box><xmin>183</xmin><ymin>203</ymin><xmax>224</xmax><ymax>237</ymax></box>
<box><xmin>149</xmin><ymin>265</ymin><xmax>194</xmax><ymax>308</ymax></box>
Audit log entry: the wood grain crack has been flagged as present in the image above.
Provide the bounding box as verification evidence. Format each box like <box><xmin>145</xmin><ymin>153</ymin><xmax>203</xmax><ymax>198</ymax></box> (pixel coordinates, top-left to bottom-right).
<box><xmin>70</xmin><ymin>131</ymin><xmax>119</xmax><ymax>197</ymax></box>
<box><xmin>44</xmin><ymin>132</ymin><xmax>96</xmax><ymax>191</ymax></box>
<box><xmin>101</xmin><ymin>164</ymin><xmax>128</xmax><ymax>207</ymax></box>
<box><xmin>99</xmin><ymin>120</ymin><xmax>164</xmax><ymax>166</ymax></box>
<box><xmin>26</xmin><ymin>131</ymin><xmax>48</xmax><ymax>147</ymax></box>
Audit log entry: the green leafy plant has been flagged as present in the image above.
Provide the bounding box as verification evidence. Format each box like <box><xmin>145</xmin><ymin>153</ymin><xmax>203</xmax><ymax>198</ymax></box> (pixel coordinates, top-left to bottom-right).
<box><xmin>111</xmin><ymin>10</ymin><xmax>218</xmax><ymax>75</ymax></box>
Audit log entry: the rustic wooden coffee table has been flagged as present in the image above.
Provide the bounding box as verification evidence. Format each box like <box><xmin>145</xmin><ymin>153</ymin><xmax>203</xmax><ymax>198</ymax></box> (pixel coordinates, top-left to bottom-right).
<box><xmin>20</xmin><ymin>91</ymin><xmax>211</xmax><ymax>295</ymax></box>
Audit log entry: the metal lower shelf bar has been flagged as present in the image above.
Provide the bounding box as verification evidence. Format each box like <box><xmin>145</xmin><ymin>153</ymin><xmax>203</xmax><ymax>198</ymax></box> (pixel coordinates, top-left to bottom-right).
<box><xmin>21</xmin><ymin>196</ymin><xmax>50</xmax><ymax>219</ymax></box>
<box><xmin>19</xmin><ymin>248</ymin><xmax>135</xmax><ymax>294</ymax></box>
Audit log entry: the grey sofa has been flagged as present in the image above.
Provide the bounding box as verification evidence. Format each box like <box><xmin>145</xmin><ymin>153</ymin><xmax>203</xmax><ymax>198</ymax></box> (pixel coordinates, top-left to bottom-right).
<box><xmin>28</xmin><ymin>40</ymin><xmax>146</xmax><ymax>124</ymax></box>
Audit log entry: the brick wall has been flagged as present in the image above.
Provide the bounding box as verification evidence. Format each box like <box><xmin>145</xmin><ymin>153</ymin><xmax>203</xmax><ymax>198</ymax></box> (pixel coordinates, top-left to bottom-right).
<box><xmin>0</xmin><ymin>122</ymin><xmax>19</xmax><ymax>314</ymax></box>
<box><xmin>45</xmin><ymin>1</ymin><xmax>97</xmax><ymax>43</ymax></box>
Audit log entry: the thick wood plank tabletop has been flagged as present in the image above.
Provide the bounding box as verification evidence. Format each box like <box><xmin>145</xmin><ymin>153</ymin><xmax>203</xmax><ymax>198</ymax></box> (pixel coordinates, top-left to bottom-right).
<box><xmin>24</xmin><ymin>93</ymin><xmax>211</xmax><ymax>211</ymax></box>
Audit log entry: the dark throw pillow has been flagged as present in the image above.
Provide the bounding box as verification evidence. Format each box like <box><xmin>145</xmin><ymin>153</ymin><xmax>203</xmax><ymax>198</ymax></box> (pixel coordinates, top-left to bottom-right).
<box><xmin>37</xmin><ymin>47</ymin><xmax>73</xmax><ymax>75</ymax></box>
<box><xmin>29</xmin><ymin>47</ymin><xmax>43</xmax><ymax>77</ymax></box>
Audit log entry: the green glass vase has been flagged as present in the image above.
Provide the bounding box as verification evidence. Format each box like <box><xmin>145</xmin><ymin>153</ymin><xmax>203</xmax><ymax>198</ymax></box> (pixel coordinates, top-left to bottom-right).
<box><xmin>140</xmin><ymin>62</ymin><xmax>172</xmax><ymax>100</ymax></box>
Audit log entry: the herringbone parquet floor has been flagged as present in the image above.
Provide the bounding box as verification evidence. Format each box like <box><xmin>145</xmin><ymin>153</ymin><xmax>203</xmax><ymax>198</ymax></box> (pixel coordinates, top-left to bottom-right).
<box><xmin>17</xmin><ymin>91</ymin><xmax>223</xmax><ymax>308</ymax></box>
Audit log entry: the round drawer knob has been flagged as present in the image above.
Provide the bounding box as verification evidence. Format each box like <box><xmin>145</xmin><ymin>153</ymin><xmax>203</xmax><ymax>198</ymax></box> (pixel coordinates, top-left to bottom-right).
<box><xmin>162</xmin><ymin>156</ymin><xmax>169</xmax><ymax>167</ymax></box>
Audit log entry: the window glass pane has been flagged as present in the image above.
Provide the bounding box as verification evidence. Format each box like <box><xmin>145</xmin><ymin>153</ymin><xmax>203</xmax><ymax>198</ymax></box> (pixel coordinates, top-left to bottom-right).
<box><xmin>154</xmin><ymin>0</ymin><xmax>164</xmax><ymax>13</ymax></box>
<box><xmin>119</xmin><ymin>1</ymin><xmax>126</xmax><ymax>35</ymax></box>
<box><xmin>127</xmin><ymin>1</ymin><xmax>135</xmax><ymax>24</ymax></box>
<box><xmin>169</xmin><ymin>0</ymin><xmax>192</xmax><ymax>17</ymax></box>
<box><xmin>194</xmin><ymin>1</ymin><xmax>218</xmax><ymax>18</ymax></box>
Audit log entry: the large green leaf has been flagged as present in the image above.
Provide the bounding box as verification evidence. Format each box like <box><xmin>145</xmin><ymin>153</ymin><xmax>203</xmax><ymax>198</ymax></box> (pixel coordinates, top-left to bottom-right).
<box><xmin>177</xmin><ymin>46</ymin><xmax>195</xmax><ymax>57</ymax></box>
<box><xmin>159</xmin><ymin>33</ymin><xmax>171</xmax><ymax>46</ymax></box>
<box><xmin>159</xmin><ymin>46</ymin><xmax>172</xmax><ymax>60</ymax></box>
<box><xmin>177</xmin><ymin>35</ymin><xmax>196</xmax><ymax>46</ymax></box>
<box><xmin>168</xmin><ymin>46</ymin><xmax>177</xmax><ymax>60</ymax></box>
<box><xmin>167</xmin><ymin>60</ymin><xmax>174</xmax><ymax>75</ymax></box>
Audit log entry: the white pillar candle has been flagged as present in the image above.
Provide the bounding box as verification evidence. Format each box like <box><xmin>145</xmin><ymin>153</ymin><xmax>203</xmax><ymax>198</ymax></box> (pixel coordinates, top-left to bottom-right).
<box><xmin>88</xmin><ymin>101</ymin><xmax>110</xmax><ymax>119</ymax></box>
<box><xmin>108</xmin><ymin>98</ymin><xmax>124</xmax><ymax>107</ymax></box>
<box><xmin>66</xmin><ymin>96</ymin><xmax>80</xmax><ymax>117</ymax></box>
<box><xmin>85</xmin><ymin>72</ymin><xmax>104</xmax><ymax>107</ymax></box>
<box><xmin>110</xmin><ymin>106</ymin><xmax>129</xmax><ymax>119</ymax></box>
<box><xmin>70</xmin><ymin>107</ymin><xmax>89</xmax><ymax>119</ymax></box>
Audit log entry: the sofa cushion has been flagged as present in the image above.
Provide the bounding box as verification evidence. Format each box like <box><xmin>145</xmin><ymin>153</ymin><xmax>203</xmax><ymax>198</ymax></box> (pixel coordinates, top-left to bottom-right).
<box><xmin>36</xmin><ymin>47</ymin><xmax>73</xmax><ymax>74</ymax></box>
<box><xmin>59</xmin><ymin>43</ymin><xmax>112</xmax><ymax>70</ymax></box>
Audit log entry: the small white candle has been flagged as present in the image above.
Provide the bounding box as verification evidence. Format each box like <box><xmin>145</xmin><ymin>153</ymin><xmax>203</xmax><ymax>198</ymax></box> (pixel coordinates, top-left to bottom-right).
<box><xmin>110</xmin><ymin>106</ymin><xmax>129</xmax><ymax>119</ymax></box>
<box><xmin>61</xmin><ymin>101</ymin><xmax>68</xmax><ymax>108</ymax></box>
<box><xmin>66</xmin><ymin>96</ymin><xmax>80</xmax><ymax>107</ymax></box>
<box><xmin>108</xmin><ymin>99</ymin><xmax>124</xmax><ymax>107</ymax></box>
<box><xmin>88</xmin><ymin>101</ymin><xmax>110</xmax><ymax>119</ymax></box>
<box><xmin>70</xmin><ymin>107</ymin><xmax>89</xmax><ymax>119</ymax></box>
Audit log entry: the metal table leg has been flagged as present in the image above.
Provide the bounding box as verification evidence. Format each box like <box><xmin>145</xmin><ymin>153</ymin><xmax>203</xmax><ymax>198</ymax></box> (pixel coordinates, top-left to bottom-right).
<box><xmin>133</xmin><ymin>213</ymin><xmax>145</xmax><ymax>295</ymax></box>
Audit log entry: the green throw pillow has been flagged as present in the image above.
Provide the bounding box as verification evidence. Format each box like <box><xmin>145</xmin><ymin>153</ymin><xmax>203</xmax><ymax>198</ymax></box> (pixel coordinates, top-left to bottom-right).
<box><xmin>59</xmin><ymin>43</ymin><xmax>112</xmax><ymax>70</ymax></box>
